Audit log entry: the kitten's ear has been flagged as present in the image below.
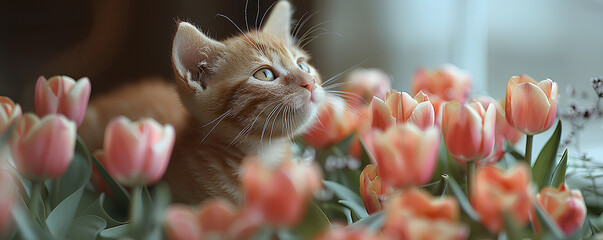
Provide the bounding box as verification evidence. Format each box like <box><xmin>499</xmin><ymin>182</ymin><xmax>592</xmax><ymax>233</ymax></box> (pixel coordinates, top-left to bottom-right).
<box><xmin>172</xmin><ymin>22</ymin><xmax>225</xmax><ymax>91</ymax></box>
<box><xmin>262</xmin><ymin>1</ymin><xmax>293</xmax><ymax>45</ymax></box>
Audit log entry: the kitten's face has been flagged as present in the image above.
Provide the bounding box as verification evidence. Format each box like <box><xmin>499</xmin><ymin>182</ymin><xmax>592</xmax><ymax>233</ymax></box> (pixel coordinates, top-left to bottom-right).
<box><xmin>172</xmin><ymin>1</ymin><xmax>324</xmax><ymax>144</ymax></box>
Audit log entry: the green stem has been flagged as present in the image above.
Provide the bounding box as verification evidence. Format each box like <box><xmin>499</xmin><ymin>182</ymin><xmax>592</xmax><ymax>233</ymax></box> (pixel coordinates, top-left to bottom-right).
<box><xmin>466</xmin><ymin>161</ymin><xmax>476</xmax><ymax>203</ymax></box>
<box><xmin>129</xmin><ymin>185</ymin><xmax>143</xmax><ymax>238</ymax></box>
<box><xmin>29</xmin><ymin>181</ymin><xmax>43</xmax><ymax>220</ymax></box>
<box><xmin>525</xmin><ymin>135</ymin><xmax>533</xmax><ymax>166</ymax></box>
<box><xmin>51</xmin><ymin>179</ymin><xmax>59</xmax><ymax>207</ymax></box>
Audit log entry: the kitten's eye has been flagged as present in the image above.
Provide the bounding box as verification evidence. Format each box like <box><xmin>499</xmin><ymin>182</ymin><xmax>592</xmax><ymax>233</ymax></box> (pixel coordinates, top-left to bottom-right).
<box><xmin>298</xmin><ymin>61</ymin><xmax>310</xmax><ymax>73</ymax></box>
<box><xmin>253</xmin><ymin>68</ymin><xmax>275</xmax><ymax>81</ymax></box>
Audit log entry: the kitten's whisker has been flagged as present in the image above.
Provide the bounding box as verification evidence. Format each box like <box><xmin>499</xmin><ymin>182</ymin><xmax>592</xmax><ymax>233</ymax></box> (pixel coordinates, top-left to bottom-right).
<box><xmin>297</xmin><ymin>27</ymin><xmax>329</xmax><ymax>48</ymax></box>
<box><xmin>255</xmin><ymin>0</ymin><xmax>260</xmax><ymax>29</ymax></box>
<box><xmin>293</xmin><ymin>8</ymin><xmax>329</xmax><ymax>40</ymax></box>
<box><xmin>216</xmin><ymin>14</ymin><xmax>261</xmax><ymax>52</ymax></box>
<box><xmin>201</xmin><ymin>109</ymin><xmax>233</xmax><ymax>128</ymax></box>
<box><xmin>300</xmin><ymin>32</ymin><xmax>343</xmax><ymax>49</ymax></box>
<box><xmin>322</xmin><ymin>59</ymin><xmax>370</xmax><ymax>86</ymax></box>
<box><xmin>261</xmin><ymin>102</ymin><xmax>283</xmax><ymax>144</ymax></box>
<box><xmin>268</xmin><ymin>105</ymin><xmax>285</xmax><ymax>148</ymax></box>
<box><xmin>322</xmin><ymin>82</ymin><xmax>346</xmax><ymax>90</ymax></box>
<box><xmin>229</xmin><ymin>100</ymin><xmax>281</xmax><ymax>147</ymax></box>
<box><xmin>259</xmin><ymin>1</ymin><xmax>277</xmax><ymax>30</ymax></box>
<box><xmin>245</xmin><ymin>0</ymin><xmax>250</xmax><ymax>32</ymax></box>
<box><xmin>201</xmin><ymin>110</ymin><xmax>232</xmax><ymax>143</ymax></box>
<box><xmin>292</xmin><ymin>11</ymin><xmax>310</xmax><ymax>41</ymax></box>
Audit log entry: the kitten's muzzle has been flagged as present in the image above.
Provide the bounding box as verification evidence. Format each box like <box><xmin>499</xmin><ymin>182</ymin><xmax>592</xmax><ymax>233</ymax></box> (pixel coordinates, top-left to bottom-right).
<box><xmin>300</xmin><ymin>79</ymin><xmax>316</xmax><ymax>95</ymax></box>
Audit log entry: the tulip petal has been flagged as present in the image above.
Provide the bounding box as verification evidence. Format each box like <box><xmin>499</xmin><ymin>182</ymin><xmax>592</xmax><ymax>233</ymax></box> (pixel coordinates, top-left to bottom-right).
<box><xmin>369</xmin><ymin>97</ymin><xmax>394</xmax><ymax>131</ymax></box>
<box><xmin>510</xmin><ymin>83</ymin><xmax>551</xmax><ymax>134</ymax></box>
<box><xmin>60</xmin><ymin>77</ymin><xmax>91</xmax><ymax>126</ymax></box>
<box><xmin>409</xmin><ymin>101</ymin><xmax>435</xmax><ymax>130</ymax></box>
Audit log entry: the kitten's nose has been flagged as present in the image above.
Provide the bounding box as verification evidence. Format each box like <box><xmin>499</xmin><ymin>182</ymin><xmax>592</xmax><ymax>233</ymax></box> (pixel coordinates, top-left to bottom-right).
<box><xmin>301</xmin><ymin>79</ymin><xmax>315</xmax><ymax>94</ymax></box>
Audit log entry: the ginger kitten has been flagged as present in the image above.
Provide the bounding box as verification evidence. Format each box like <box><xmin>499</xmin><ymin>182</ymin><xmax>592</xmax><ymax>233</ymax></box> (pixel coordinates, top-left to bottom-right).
<box><xmin>81</xmin><ymin>1</ymin><xmax>325</xmax><ymax>204</ymax></box>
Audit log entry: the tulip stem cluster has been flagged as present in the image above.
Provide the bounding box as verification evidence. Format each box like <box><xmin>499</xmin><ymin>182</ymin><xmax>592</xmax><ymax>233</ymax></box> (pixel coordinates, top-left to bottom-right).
<box><xmin>466</xmin><ymin>161</ymin><xmax>475</xmax><ymax>202</ymax></box>
<box><xmin>525</xmin><ymin>135</ymin><xmax>533</xmax><ymax>166</ymax></box>
<box><xmin>29</xmin><ymin>181</ymin><xmax>43</xmax><ymax>219</ymax></box>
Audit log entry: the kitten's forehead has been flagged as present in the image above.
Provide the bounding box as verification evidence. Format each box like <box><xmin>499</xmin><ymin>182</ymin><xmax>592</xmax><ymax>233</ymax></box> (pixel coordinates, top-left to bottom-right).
<box><xmin>226</xmin><ymin>31</ymin><xmax>308</xmax><ymax>64</ymax></box>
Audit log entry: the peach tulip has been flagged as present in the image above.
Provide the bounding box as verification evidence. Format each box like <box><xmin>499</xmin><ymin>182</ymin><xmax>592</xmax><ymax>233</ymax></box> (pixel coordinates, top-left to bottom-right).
<box><xmin>341</xmin><ymin>68</ymin><xmax>391</xmax><ymax>103</ymax></box>
<box><xmin>241</xmin><ymin>155</ymin><xmax>322</xmax><ymax>227</ymax></box>
<box><xmin>411</xmin><ymin>64</ymin><xmax>472</xmax><ymax>117</ymax></box>
<box><xmin>0</xmin><ymin>97</ymin><xmax>22</xmax><ymax>135</ymax></box>
<box><xmin>165</xmin><ymin>200</ymin><xmax>244</xmax><ymax>240</ymax></box>
<box><xmin>442</xmin><ymin>101</ymin><xmax>496</xmax><ymax>163</ymax></box>
<box><xmin>473</xmin><ymin>164</ymin><xmax>534</xmax><ymax>233</ymax></box>
<box><xmin>537</xmin><ymin>184</ymin><xmax>586</xmax><ymax>236</ymax></box>
<box><xmin>371</xmin><ymin>124</ymin><xmax>439</xmax><ymax>188</ymax></box>
<box><xmin>313</xmin><ymin>224</ymin><xmax>377</xmax><ymax>240</ymax></box>
<box><xmin>368</xmin><ymin>97</ymin><xmax>395</xmax><ymax>131</ymax></box>
<box><xmin>35</xmin><ymin>75</ymin><xmax>91</xmax><ymax>126</ymax></box>
<box><xmin>381</xmin><ymin>189</ymin><xmax>468</xmax><ymax>240</ymax></box>
<box><xmin>103</xmin><ymin>116</ymin><xmax>175</xmax><ymax>186</ymax></box>
<box><xmin>384</xmin><ymin>90</ymin><xmax>435</xmax><ymax>130</ymax></box>
<box><xmin>303</xmin><ymin>97</ymin><xmax>363</xmax><ymax>149</ymax></box>
<box><xmin>472</xmin><ymin>97</ymin><xmax>523</xmax><ymax>165</ymax></box>
<box><xmin>359</xmin><ymin>164</ymin><xmax>385</xmax><ymax>214</ymax></box>
<box><xmin>505</xmin><ymin>75</ymin><xmax>558</xmax><ymax>135</ymax></box>
<box><xmin>9</xmin><ymin>113</ymin><xmax>76</xmax><ymax>180</ymax></box>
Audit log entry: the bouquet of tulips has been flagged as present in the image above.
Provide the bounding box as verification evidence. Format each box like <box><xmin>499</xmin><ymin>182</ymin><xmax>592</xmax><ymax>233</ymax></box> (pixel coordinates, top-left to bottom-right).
<box><xmin>0</xmin><ymin>65</ymin><xmax>601</xmax><ymax>240</ymax></box>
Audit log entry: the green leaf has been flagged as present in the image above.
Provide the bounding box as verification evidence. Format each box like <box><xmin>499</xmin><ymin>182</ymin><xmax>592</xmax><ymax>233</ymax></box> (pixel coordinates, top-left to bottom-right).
<box><xmin>430</xmin><ymin>174</ymin><xmax>448</xmax><ymax>196</ymax></box>
<box><xmin>322</xmin><ymin>180</ymin><xmax>368</xmax><ymax>218</ymax></box>
<box><xmin>11</xmin><ymin>204</ymin><xmax>49</xmax><ymax>240</ymax></box>
<box><xmin>91</xmin><ymin>153</ymin><xmax>130</xmax><ymax>206</ymax></box>
<box><xmin>46</xmin><ymin>186</ymin><xmax>84</xmax><ymax>238</ymax></box>
<box><xmin>339</xmin><ymin>200</ymin><xmax>369</xmax><ymax>219</ymax></box>
<box><xmin>0</xmin><ymin>122</ymin><xmax>15</xmax><ymax>147</ymax></box>
<box><xmin>99</xmin><ymin>224</ymin><xmax>129</xmax><ymax>240</ymax></box>
<box><xmin>77</xmin><ymin>193</ymin><xmax>125</xmax><ymax>228</ymax></box>
<box><xmin>446</xmin><ymin>150</ymin><xmax>465</xmax><ymax>185</ymax></box>
<box><xmin>549</xmin><ymin>149</ymin><xmax>568</xmax><ymax>188</ymax></box>
<box><xmin>51</xmin><ymin>136</ymin><xmax>92</xmax><ymax>208</ymax></box>
<box><xmin>445</xmin><ymin>176</ymin><xmax>480</xmax><ymax>221</ymax></box>
<box><xmin>66</xmin><ymin>215</ymin><xmax>106</xmax><ymax>240</ymax></box>
<box><xmin>532</xmin><ymin>120</ymin><xmax>562</xmax><ymax>190</ymax></box>
<box><xmin>358</xmin><ymin>137</ymin><xmax>375</xmax><ymax>166</ymax></box>
<box><xmin>503</xmin><ymin>214</ymin><xmax>529</xmax><ymax>240</ymax></box>
<box><xmin>346</xmin><ymin>212</ymin><xmax>384</xmax><ymax>233</ymax></box>
<box><xmin>334</xmin><ymin>133</ymin><xmax>358</xmax><ymax>153</ymax></box>
<box><xmin>534</xmin><ymin>203</ymin><xmax>565</xmax><ymax>239</ymax></box>
<box><xmin>292</xmin><ymin>202</ymin><xmax>330</xmax><ymax>240</ymax></box>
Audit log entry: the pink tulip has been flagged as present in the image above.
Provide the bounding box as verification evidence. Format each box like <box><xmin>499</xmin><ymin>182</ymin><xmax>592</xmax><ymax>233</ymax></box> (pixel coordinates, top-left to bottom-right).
<box><xmin>473</xmin><ymin>164</ymin><xmax>534</xmax><ymax>233</ymax></box>
<box><xmin>537</xmin><ymin>184</ymin><xmax>586</xmax><ymax>236</ymax></box>
<box><xmin>35</xmin><ymin>75</ymin><xmax>91</xmax><ymax>126</ymax></box>
<box><xmin>371</xmin><ymin>124</ymin><xmax>439</xmax><ymax>188</ymax></box>
<box><xmin>0</xmin><ymin>169</ymin><xmax>17</xmax><ymax>233</ymax></box>
<box><xmin>341</xmin><ymin>68</ymin><xmax>391</xmax><ymax>102</ymax></box>
<box><xmin>0</xmin><ymin>97</ymin><xmax>22</xmax><ymax>135</ymax></box>
<box><xmin>9</xmin><ymin>113</ymin><xmax>76</xmax><ymax>180</ymax></box>
<box><xmin>103</xmin><ymin>116</ymin><xmax>175</xmax><ymax>186</ymax></box>
<box><xmin>368</xmin><ymin>97</ymin><xmax>395</xmax><ymax>131</ymax></box>
<box><xmin>385</xmin><ymin>90</ymin><xmax>435</xmax><ymax>130</ymax></box>
<box><xmin>442</xmin><ymin>101</ymin><xmax>496</xmax><ymax>163</ymax></box>
<box><xmin>381</xmin><ymin>189</ymin><xmax>468</xmax><ymax>240</ymax></box>
<box><xmin>472</xmin><ymin>96</ymin><xmax>523</xmax><ymax>165</ymax></box>
<box><xmin>303</xmin><ymin>97</ymin><xmax>363</xmax><ymax>149</ymax></box>
<box><xmin>505</xmin><ymin>75</ymin><xmax>558</xmax><ymax>135</ymax></box>
<box><xmin>241</xmin><ymin>155</ymin><xmax>322</xmax><ymax>227</ymax></box>
<box><xmin>359</xmin><ymin>164</ymin><xmax>385</xmax><ymax>214</ymax></box>
<box><xmin>165</xmin><ymin>205</ymin><xmax>202</xmax><ymax>240</ymax></box>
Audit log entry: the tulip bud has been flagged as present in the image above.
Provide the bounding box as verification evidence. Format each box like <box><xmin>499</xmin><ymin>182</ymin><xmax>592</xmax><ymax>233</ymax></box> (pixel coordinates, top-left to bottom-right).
<box><xmin>303</xmin><ymin>97</ymin><xmax>362</xmax><ymax>149</ymax></box>
<box><xmin>473</xmin><ymin>164</ymin><xmax>534</xmax><ymax>233</ymax></box>
<box><xmin>505</xmin><ymin>75</ymin><xmax>558</xmax><ymax>135</ymax></box>
<box><xmin>537</xmin><ymin>184</ymin><xmax>586</xmax><ymax>236</ymax></box>
<box><xmin>0</xmin><ymin>97</ymin><xmax>22</xmax><ymax>136</ymax></box>
<box><xmin>103</xmin><ymin>116</ymin><xmax>175</xmax><ymax>186</ymax></box>
<box><xmin>385</xmin><ymin>90</ymin><xmax>435</xmax><ymax>130</ymax></box>
<box><xmin>342</xmin><ymin>68</ymin><xmax>391</xmax><ymax>103</ymax></box>
<box><xmin>359</xmin><ymin>164</ymin><xmax>385</xmax><ymax>214</ymax></box>
<box><xmin>371</xmin><ymin>124</ymin><xmax>439</xmax><ymax>188</ymax></box>
<box><xmin>381</xmin><ymin>189</ymin><xmax>468</xmax><ymax>240</ymax></box>
<box><xmin>35</xmin><ymin>75</ymin><xmax>91</xmax><ymax>126</ymax></box>
<box><xmin>9</xmin><ymin>113</ymin><xmax>76</xmax><ymax>180</ymax></box>
<box><xmin>442</xmin><ymin>101</ymin><xmax>496</xmax><ymax>163</ymax></box>
<box><xmin>241</xmin><ymin>155</ymin><xmax>322</xmax><ymax>227</ymax></box>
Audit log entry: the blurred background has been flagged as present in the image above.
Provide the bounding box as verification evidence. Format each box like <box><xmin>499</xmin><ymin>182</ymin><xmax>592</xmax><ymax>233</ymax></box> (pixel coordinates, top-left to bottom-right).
<box><xmin>1</xmin><ymin>0</ymin><xmax>602</xmax><ymax>145</ymax></box>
